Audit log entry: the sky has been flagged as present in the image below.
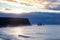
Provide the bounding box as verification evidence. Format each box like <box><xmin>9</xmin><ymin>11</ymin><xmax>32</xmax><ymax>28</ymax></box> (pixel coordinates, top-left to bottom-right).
<box><xmin>0</xmin><ymin>0</ymin><xmax>60</xmax><ymax>14</ymax></box>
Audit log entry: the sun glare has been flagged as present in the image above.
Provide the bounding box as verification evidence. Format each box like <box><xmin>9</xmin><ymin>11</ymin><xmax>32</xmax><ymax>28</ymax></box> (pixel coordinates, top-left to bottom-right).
<box><xmin>10</xmin><ymin>9</ymin><xmax>25</xmax><ymax>14</ymax></box>
<box><xmin>6</xmin><ymin>27</ymin><xmax>26</xmax><ymax>35</ymax></box>
<box><xmin>0</xmin><ymin>8</ymin><xmax>27</xmax><ymax>14</ymax></box>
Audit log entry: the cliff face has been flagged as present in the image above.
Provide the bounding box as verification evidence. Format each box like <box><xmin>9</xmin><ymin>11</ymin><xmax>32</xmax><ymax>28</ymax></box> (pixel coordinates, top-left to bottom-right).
<box><xmin>0</xmin><ymin>17</ymin><xmax>31</xmax><ymax>27</ymax></box>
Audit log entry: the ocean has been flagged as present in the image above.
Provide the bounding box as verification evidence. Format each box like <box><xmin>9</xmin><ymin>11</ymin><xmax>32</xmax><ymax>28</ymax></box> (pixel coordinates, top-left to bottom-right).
<box><xmin>0</xmin><ymin>25</ymin><xmax>60</xmax><ymax>40</ymax></box>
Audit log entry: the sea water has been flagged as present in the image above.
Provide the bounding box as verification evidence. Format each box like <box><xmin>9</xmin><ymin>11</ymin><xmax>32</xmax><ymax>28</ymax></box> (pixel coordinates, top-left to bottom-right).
<box><xmin>0</xmin><ymin>25</ymin><xmax>60</xmax><ymax>40</ymax></box>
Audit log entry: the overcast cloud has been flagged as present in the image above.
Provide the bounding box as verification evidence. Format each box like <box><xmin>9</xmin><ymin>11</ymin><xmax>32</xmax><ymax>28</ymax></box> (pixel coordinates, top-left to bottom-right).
<box><xmin>0</xmin><ymin>0</ymin><xmax>60</xmax><ymax>13</ymax></box>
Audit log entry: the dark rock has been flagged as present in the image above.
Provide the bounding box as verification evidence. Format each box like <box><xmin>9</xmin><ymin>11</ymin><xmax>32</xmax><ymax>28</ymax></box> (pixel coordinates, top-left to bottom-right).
<box><xmin>0</xmin><ymin>17</ymin><xmax>31</xmax><ymax>27</ymax></box>
<box><xmin>18</xmin><ymin>35</ymin><xmax>31</xmax><ymax>38</ymax></box>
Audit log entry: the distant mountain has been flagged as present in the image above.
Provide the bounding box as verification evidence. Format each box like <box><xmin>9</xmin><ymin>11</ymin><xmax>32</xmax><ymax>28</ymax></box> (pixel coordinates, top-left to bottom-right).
<box><xmin>0</xmin><ymin>12</ymin><xmax>60</xmax><ymax>25</ymax></box>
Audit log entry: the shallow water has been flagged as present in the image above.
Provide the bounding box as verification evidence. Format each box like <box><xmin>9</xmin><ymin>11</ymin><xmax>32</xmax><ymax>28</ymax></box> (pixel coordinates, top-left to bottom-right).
<box><xmin>0</xmin><ymin>25</ymin><xmax>60</xmax><ymax>40</ymax></box>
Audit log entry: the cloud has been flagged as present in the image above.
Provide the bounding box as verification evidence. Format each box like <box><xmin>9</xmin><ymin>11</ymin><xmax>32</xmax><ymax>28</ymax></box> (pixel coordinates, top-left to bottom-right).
<box><xmin>0</xmin><ymin>0</ymin><xmax>60</xmax><ymax>14</ymax></box>
<box><xmin>46</xmin><ymin>3</ymin><xmax>60</xmax><ymax>10</ymax></box>
<box><xmin>1</xmin><ymin>0</ymin><xmax>60</xmax><ymax>10</ymax></box>
<box><xmin>0</xmin><ymin>0</ymin><xmax>49</xmax><ymax>9</ymax></box>
<box><xmin>45</xmin><ymin>0</ymin><xmax>60</xmax><ymax>10</ymax></box>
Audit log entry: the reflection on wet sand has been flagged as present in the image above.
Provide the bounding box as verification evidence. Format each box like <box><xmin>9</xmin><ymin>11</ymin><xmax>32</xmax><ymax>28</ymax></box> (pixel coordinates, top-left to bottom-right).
<box><xmin>0</xmin><ymin>25</ymin><xmax>60</xmax><ymax>40</ymax></box>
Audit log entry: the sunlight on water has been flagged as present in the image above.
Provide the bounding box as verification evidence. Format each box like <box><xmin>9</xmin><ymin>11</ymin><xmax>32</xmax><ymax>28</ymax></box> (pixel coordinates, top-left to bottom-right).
<box><xmin>0</xmin><ymin>25</ymin><xmax>60</xmax><ymax>40</ymax></box>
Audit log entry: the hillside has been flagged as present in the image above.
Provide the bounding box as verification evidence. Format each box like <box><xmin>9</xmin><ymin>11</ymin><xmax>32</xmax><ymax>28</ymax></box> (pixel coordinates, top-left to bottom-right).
<box><xmin>0</xmin><ymin>12</ymin><xmax>60</xmax><ymax>25</ymax></box>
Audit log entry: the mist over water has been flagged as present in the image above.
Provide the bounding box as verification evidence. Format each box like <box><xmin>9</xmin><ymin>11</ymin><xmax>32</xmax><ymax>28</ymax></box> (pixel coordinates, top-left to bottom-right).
<box><xmin>0</xmin><ymin>25</ymin><xmax>60</xmax><ymax>40</ymax></box>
